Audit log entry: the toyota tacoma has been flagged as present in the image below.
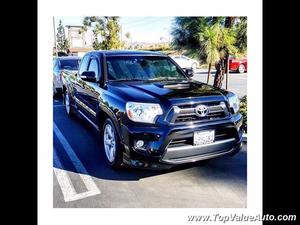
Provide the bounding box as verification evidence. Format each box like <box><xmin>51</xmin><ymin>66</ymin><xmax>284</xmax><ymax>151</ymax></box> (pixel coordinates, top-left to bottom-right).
<box><xmin>63</xmin><ymin>50</ymin><xmax>243</xmax><ymax>169</ymax></box>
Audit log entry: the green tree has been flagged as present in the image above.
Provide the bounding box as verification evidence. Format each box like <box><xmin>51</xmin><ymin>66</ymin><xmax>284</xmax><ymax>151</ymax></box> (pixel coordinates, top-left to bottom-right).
<box><xmin>172</xmin><ymin>17</ymin><xmax>207</xmax><ymax>60</ymax></box>
<box><xmin>82</xmin><ymin>17</ymin><xmax>124</xmax><ymax>50</ymax></box>
<box><xmin>199</xmin><ymin>23</ymin><xmax>221</xmax><ymax>84</ymax></box>
<box><xmin>213</xmin><ymin>17</ymin><xmax>238</xmax><ymax>88</ymax></box>
<box><xmin>235</xmin><ymin>17</ymin><xmax>247</xmax><ymax>54</ymax></box>
<box><xmin>56</xmin><ymin>20</ymin><xmax>69</xmax><ymax>52</ymax></box>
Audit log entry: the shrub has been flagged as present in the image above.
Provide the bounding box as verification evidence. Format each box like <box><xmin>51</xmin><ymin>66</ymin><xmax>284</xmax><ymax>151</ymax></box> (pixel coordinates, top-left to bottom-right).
<box><xmin>239</xmin><ymin>95</ymin><xmax>247</xmax><ymax>133</ymax></box>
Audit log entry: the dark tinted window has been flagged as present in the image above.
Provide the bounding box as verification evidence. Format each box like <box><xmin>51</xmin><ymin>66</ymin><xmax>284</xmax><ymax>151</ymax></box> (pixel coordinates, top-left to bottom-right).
<box><xmin>58</xmin><ymin>52</ymin><xmax>68</xmax><ymax>56</ymax></box>
<box><xmin>59</xmin><ymin>59</ymin><xmax>81</xmax><ymax>70</ymax></box>
<box><xmin>79</xmin><ymin>55</ymin><xmax>90</xmax><ymax>75</ymax></box>
<box><xmin>106</xmin><ymin>56</ymin><xmax>186</xmax><ymax>81</ymax></box>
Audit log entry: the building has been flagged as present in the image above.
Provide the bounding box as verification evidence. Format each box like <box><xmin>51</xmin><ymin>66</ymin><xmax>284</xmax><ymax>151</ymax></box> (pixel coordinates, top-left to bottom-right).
<box><xmin>65</xmin><ymin>25</ymin><xmax>93</xmax><ymax>57</ymax></box>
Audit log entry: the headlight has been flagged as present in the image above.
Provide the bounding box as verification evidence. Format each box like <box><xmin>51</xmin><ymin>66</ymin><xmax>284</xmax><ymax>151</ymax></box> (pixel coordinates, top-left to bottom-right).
<box><xmin>228</xmin><ymin>94</ymin><xmax>240</xmax><ymax>114</ymax></box>
<box><xmin>126</xmin><ymin>102</ymin><xmax>163</xmax><ymax>124</ymax></box>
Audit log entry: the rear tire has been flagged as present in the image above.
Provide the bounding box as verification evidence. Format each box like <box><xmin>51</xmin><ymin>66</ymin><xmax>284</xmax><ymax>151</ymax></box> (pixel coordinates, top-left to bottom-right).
<box><xmin>103</xmin><ymin>118</ymin><xmax>124</xmax><ymax>169</ymax></box>
<box><xmin>64</xmin><ymin>91</ymin><xmax>74</xmax><ymax>117</ymax></box>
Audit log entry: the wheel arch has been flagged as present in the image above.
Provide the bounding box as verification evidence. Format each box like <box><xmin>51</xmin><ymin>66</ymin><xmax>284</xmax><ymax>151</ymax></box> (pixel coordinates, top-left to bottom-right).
<box><xmin>96</xmin><ymin>105</ymin><xmax>122</xmax><ymax>139</ymax></box>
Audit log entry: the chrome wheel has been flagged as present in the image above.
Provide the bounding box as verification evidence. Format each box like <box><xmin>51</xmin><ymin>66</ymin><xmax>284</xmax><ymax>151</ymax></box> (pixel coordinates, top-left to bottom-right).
<box><xmin>104</xmin><ymin>124</ymin><xmax>116</xmax><ymax>162</ymax></box>
<box><xmin>65</xmin><ymin>93</ymin><xmax>70</xmax><ymax>114</ymax></box>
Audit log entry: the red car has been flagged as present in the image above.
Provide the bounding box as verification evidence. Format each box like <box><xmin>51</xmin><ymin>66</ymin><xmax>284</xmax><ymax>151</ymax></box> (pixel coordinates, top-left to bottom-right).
<box><xmin>229</xmin><ymin>57</ymin><xmax>247</xmax><ymax>73</ymax></box>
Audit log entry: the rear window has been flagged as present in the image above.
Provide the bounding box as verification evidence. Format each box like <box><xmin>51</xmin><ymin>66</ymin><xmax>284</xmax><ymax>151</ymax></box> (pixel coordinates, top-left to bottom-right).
<box><xmin>59</xmin><ymin>59</ymin><xmax>81</xmax><ymax>70</ymax></box>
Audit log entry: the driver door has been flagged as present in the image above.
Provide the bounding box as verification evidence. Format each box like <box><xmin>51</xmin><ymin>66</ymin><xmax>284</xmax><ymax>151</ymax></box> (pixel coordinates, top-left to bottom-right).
<box><xmin>76</xmin><ymin>55</ymin><xmax>101</xmax><ymax>122</ymax></box>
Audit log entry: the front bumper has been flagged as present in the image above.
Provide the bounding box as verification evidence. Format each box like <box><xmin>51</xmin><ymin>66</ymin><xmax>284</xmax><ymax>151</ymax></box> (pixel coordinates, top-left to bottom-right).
<box><xmin>121</xmin><ymin>113</ymin><xmax>243</xmax><ymax>169</ymax></box>
<box><xmin>161</xmin><ymin>137</ymin><xmax>241</xmax><ymax>165</ymax></box>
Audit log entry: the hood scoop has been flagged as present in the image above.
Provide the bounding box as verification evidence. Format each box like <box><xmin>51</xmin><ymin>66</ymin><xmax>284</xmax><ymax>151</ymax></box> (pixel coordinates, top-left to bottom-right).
<box><xmin>161</xmin><ymin>82</ymin><xmax>191</xmax><ymax>90</ymax></box>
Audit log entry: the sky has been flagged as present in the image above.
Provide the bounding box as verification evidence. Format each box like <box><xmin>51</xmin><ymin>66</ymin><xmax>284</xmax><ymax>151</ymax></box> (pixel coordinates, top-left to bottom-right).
<box><xmin>54</xmin><ymin>16</ymin><xmax>174</xmax><ymax>43</ymax></box>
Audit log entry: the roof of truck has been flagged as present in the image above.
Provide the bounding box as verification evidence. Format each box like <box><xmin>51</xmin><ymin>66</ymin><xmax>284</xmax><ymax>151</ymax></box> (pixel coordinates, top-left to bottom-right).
<box><xmin>89</xmin><ymin>50</ymin><xmax>166</xmax><ymax>57</ymax></box>
<box><xmin>54</xmin><ymin>56</ymin><xmax>81</xmax><ymax>60</ymax></box>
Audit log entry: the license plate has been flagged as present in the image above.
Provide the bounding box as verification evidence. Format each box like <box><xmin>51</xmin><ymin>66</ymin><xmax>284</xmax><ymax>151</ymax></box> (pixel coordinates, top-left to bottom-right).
<box><xmin>193</xmin><ymin>130</ymin><xmax>215</xmax><ymax>145</ymax></box>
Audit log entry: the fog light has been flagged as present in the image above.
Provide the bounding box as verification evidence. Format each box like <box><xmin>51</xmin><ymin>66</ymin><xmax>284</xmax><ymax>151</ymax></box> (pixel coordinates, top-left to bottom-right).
<box><xmin>135</xmin><ymin>140</ymin><xmax>144</xmax><ymax>148</ymax></box>
<box><xmin>220</xmin><ymin>101</ymin><xmax>226</xmax><ymax>108</ymax></box>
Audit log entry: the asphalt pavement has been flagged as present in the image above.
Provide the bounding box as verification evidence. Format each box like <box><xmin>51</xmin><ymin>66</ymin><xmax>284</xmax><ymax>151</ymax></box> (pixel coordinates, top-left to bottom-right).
<box><xmin>192</xmin><ymin>69</ymin><xmax>247</xmax><ymax>98</ymax></box>
<box><xmin>53</xmin><ymin>93</ymin><xmax>247</xmax><ymax>207</ymax></box>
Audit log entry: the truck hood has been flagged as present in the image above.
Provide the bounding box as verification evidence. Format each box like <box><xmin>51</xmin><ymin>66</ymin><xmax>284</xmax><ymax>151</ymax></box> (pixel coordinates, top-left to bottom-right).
<box><xmin>108</xmin><ymin>79</ymin><xmax>229</xmax><ymax>105</ymax></box>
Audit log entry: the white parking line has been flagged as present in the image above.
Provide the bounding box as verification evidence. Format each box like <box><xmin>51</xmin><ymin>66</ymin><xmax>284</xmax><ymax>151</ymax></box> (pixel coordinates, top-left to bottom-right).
<box><xmin>53</xmin><ymin>149</ymin><xmax>77</xmax><ymax>201</ymax></box>
<box><xmin>53</xmin><ymin>123</ymin><xmax>101</xmax><ymax>202</ymax></box>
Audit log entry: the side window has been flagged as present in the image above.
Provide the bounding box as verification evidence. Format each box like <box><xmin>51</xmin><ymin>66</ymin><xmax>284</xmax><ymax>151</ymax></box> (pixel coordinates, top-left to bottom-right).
<box><xmin>88</xmin><ymin>58</ymin><xmax>101</xmax><ymax>81</ymax></box>
<box><xmin>79</xmin><ymin>55</ymin><xmax>90</xmax><ymax>75</ymax></box>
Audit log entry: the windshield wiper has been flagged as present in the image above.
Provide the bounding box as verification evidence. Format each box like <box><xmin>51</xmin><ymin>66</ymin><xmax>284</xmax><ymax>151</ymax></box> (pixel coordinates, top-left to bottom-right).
<box><xmin>148</xmin><ymin>77</ymin><xmax>185</xmax><ymax>81</ymax></box>
<box><xmin>109</xmin><ymin>78</ymin><xmax>146</xmax><ymax>82</ymax></box>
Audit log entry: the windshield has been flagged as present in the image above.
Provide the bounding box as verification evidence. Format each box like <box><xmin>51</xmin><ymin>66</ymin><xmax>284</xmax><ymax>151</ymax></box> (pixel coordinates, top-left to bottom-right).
<box><xmin>60</xmin><ymin>59</ymin><xmax>81</xmax><ymax>70</ymax></box>
<box><xmin>106</xmin><ymin>56</ymin><xmax>187</xmax><ymax>81</ymax></box>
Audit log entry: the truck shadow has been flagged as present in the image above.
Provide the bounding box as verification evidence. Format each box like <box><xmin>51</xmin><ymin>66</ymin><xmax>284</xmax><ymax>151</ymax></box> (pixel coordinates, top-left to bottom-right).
<box><xmin>54</xmin><ymin>140</ymin><xmax>246</xmax><ymax>183</ymax></box>
<box><xmin>53</xmin><ymin>107</ymin><xmax>247</xmax><ymax>182</ymax></box>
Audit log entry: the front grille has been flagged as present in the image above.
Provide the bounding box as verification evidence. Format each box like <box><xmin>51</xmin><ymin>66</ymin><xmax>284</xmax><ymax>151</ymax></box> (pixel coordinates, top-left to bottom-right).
<box><xmin>168</xmin><ymin>101</ymin><xmax>228</xmax><ymax>124</ymax></box>
<box><xmin>167</xmin><ymin>126</ymin><xmax>236</xmax><ymax>148</ymax></box>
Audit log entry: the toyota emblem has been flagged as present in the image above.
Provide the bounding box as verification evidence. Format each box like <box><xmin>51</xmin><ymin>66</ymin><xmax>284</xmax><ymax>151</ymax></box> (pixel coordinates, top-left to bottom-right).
<box><xmin>195</xmin><ymin>104</ymin><xmax>209</xmax><ymax>117</ymax></box>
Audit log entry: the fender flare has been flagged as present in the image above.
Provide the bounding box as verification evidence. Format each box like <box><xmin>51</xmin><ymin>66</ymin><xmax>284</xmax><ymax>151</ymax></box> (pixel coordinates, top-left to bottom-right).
<box><xmin>97</xmin><ymin>104</ymin><xmax>122</xmax><ymax>139</ymax></box>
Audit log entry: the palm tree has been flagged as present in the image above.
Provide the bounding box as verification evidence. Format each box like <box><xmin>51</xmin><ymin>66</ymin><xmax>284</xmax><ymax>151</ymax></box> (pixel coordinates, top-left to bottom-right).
<box><xmin>213</xmin><ymin>17</ymin><xmax>237</xmax><ymax>88</ymax></box>
<box><xmin>236</xmin><ymin>17</ymin><xmax>247</xmax><ymax>54</ymax></box>
<box><xmin>200</xmin><ymin>23</ymin><xmax>221</xmax><ymax>84</ymax></box>
<box><xmin>199</xmin><ymin>21</ymin><xmax>237</xmax><ymax>87</ymax></box>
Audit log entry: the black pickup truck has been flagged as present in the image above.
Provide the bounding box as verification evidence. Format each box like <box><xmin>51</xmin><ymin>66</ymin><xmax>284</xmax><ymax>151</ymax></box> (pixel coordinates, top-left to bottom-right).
<box><xmin>63</xmin><ymin>50</ymin><xmax>243</xmax><ymax>169</ymax></box>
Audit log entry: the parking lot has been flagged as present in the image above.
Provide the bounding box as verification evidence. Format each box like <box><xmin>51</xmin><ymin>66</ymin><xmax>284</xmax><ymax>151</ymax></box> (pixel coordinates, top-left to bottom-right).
<box><xmin>53</xmin><ymin>70</ymin><xmax>247</xmax><ymax>208</ymax></box>
<box><xmin>193</xmin><ymin>69</ymin><xmax>247</xmax><ymax>98</ymax></box>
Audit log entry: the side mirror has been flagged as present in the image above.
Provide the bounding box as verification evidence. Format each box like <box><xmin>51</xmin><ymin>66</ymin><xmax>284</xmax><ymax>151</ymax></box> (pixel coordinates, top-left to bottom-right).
<box><xmin>80</xmin><ymin>71</ymin><xmax>96</xmax><ymax>82</ymax></box>
<box><xmin>184</xmin><ymin>68</ymin><xmax>194</xmax><ymax>77</ymax></box>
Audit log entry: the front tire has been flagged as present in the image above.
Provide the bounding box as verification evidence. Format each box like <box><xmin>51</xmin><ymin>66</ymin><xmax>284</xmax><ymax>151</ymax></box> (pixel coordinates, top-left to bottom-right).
<box><xmin>103</xmin><ymin>118</ymin><xmax>124</xmax><ymax>169</ymax></box>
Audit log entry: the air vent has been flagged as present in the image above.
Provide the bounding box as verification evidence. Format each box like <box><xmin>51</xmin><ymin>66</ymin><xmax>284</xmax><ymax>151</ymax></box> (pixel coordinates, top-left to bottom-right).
<box><xmin>163</xmin><ymin>83</ymin><xmax>190</xmax><ymax>89</ymax></box>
